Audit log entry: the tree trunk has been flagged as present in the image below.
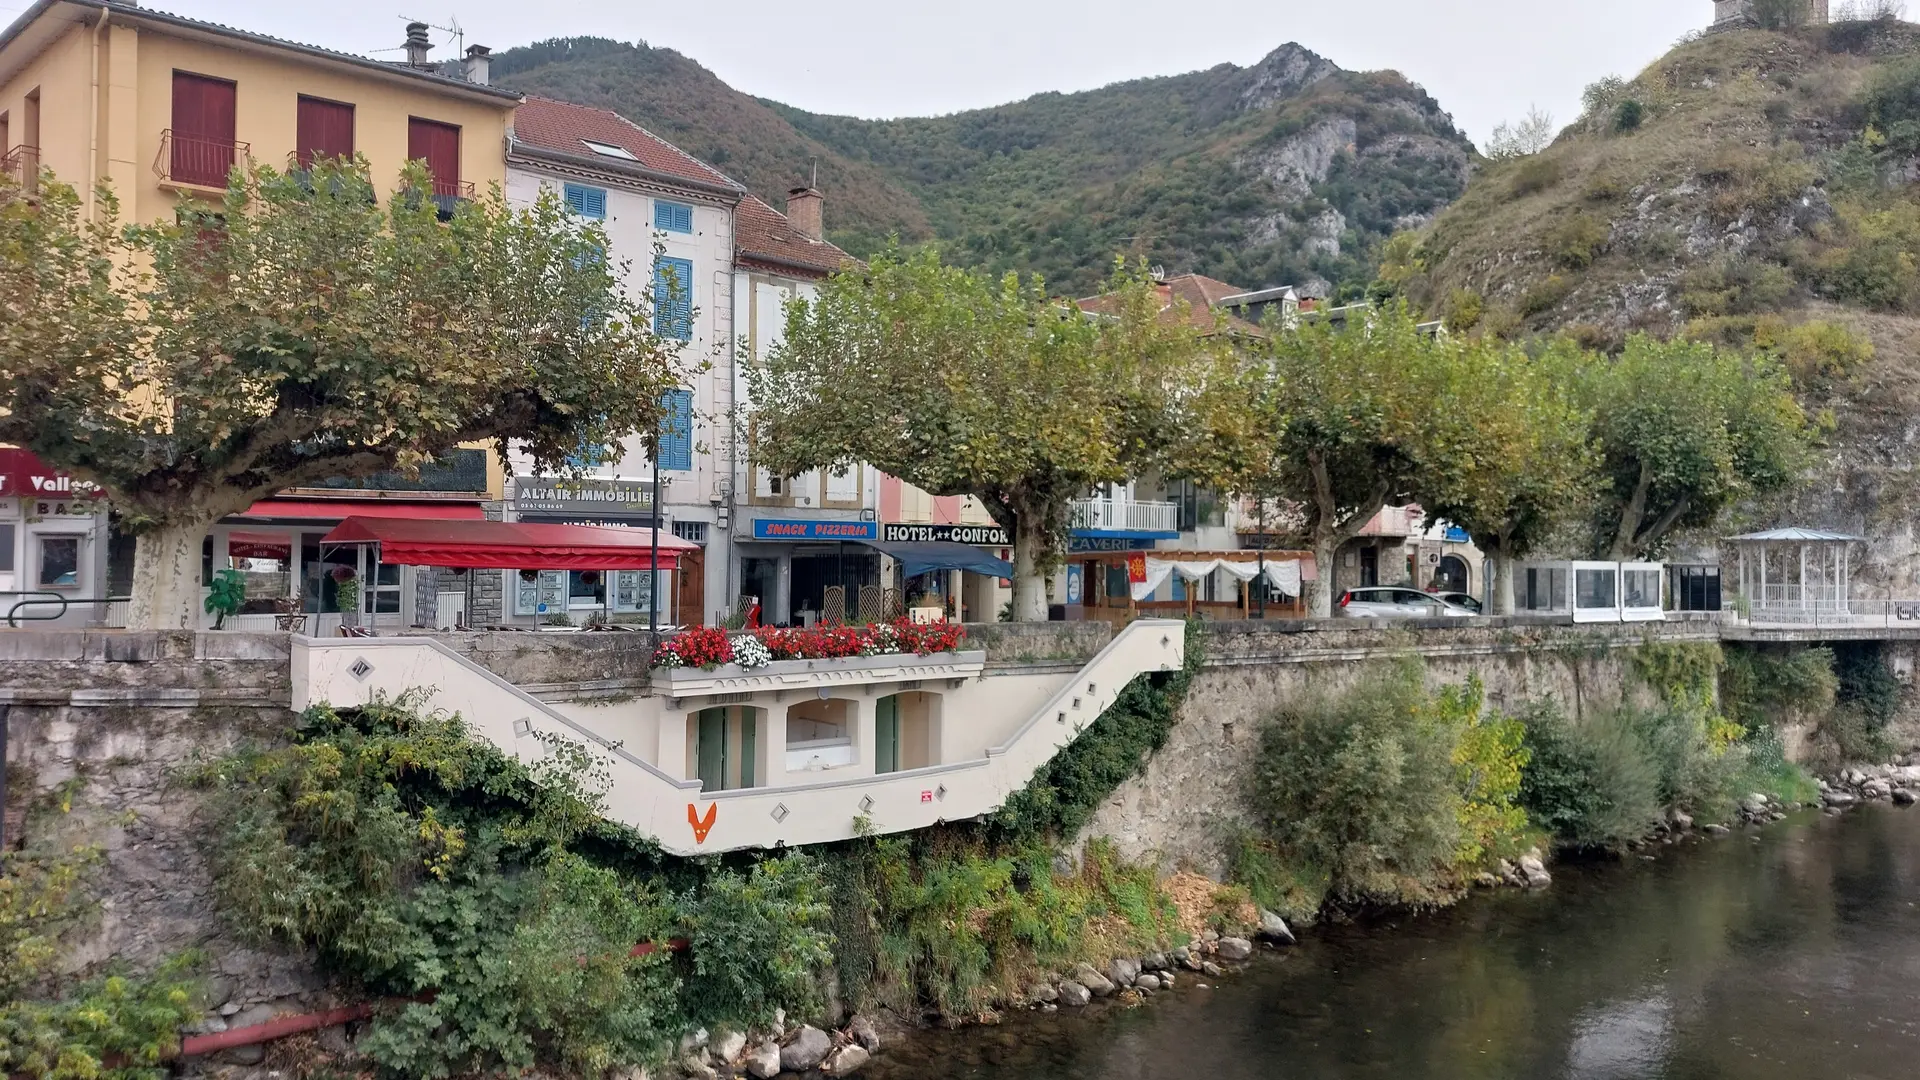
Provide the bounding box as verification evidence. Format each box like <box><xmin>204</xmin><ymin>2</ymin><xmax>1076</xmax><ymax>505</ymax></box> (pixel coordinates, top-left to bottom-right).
<box><xmin>1010</xmin><ymin>513</ymin><xmax>1052</xmax><ymax>622</ymax></box>
<box><xmin>127</xmin><ymin>518</ymin><xmax>214</xmax><ymax>631</ymax></box>
<box><xmin>1491</xmin><ymin>545</ymin><xmax>1517</xmax><ymax>617</ymax></box>
<box><xmin>1307</xmin><ymin>537</ymin><xmax>1339</xmax><ymax>619</ymax></box>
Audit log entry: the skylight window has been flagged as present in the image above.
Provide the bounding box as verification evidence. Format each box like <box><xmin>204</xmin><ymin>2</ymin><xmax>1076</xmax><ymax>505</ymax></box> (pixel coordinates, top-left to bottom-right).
<box><xmin>580</xmin><ymin>139</ymin><xmax>638</xmax><ymax>161</ymax></box>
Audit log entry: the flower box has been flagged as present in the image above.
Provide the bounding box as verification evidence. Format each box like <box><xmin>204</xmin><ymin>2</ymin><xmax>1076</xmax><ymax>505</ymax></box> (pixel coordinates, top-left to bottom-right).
<box><xmin>653</xmin><ymin>649</ymin><xmax>987</xmax><ymax>701</ymax></box>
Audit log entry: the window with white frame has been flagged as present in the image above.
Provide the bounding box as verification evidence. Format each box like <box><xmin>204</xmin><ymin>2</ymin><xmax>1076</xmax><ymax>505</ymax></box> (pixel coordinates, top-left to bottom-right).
<box><xmin>36</xmin><ymin>534</ymin><xmax>81</xmax><ymax>589</ymax></box>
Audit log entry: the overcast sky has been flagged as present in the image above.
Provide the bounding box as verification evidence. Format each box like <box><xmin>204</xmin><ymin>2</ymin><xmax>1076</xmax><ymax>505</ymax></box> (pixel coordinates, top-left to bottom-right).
<box><xmin>13</xmin><ymin>1</ymin><xmax>1709</xmax><ymax>145</ymax></box>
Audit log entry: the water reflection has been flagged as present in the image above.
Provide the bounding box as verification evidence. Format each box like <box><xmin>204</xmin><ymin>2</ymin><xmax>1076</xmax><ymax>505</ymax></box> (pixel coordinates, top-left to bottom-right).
<box><xmin>869</xmin><ymin>806</ymin><xmax>1920</xmax><ymax>1080</ymax></box>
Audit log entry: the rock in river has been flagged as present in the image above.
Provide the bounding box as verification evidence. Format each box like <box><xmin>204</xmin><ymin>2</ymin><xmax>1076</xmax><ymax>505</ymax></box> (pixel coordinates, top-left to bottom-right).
<box><xmin>823</xmin><ymin>1045</ymin><xmax>871</xmax><ymax>1077</ymax></box>
<box><xmin>1259</xmin><ymin>909</ymin><xmax>1297</xmax><ymax>944</ymax></box>
<box><xmin>744</xmin><ymin>1041</ymin><xmax>782</xmax><ymax>1080</ymax></box>
<box><xmin>1058</xmin><ymin>981</ymin><xmax>1092</xmax><ymax>1007</ymax></box>
<box><xmin>1110</xmin><ymin>957</ymin><xmax>1141</xmax><ymax>987</ymax></box>
<box><xmin>1217</xmin><ymin>937</ymin><xmax>1254</xmax><ymax>961</ymax></box>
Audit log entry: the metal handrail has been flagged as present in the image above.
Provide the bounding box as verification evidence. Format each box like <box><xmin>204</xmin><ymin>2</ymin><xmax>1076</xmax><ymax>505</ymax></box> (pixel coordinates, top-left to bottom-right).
<box><xmin>3</xmin><ymin>143</ymin><xmax>40</xmax><ymax>195</ymax></box>
<box><xmin>5</xmin><ymin>591</ymin><xmax>68</xmax><ymax>627</ymax></box>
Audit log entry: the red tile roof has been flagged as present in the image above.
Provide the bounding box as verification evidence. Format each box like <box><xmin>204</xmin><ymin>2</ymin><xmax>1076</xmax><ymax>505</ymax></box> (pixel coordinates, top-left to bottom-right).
<box><xmin>1076</xmin><ymin>273</ymin><xmax>1266</xmax><ymax>336</ymax></box>
<box><xmin>510</xmin><ymin>96</ymin><xmax>741</xmax><ymax>193</ymax></box>
<box><xmin>734</xmin><ymin>194</ymin><xmax>855</xmax><ymax>278</ymax></box>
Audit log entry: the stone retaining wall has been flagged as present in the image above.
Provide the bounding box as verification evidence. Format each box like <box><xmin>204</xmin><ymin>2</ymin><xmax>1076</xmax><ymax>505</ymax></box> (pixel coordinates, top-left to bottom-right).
<box><xmin>1079</xmin><ymin>619</ymin><xmax>1720</xmax><ymax>877</ymax></box>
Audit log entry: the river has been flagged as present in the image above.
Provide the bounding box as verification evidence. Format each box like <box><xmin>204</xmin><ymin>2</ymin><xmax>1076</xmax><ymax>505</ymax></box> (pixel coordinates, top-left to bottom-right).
<box><xmin>868</xmin><ymin>804</ymin><xmax>1920</xmax><ymax>1080</ymax></box>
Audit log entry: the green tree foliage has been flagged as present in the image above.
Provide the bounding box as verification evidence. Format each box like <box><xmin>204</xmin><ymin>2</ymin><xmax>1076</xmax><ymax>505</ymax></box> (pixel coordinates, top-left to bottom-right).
<box><xmin>1579</xmin><ymin>336</ymin><xmax>1808</xmax><ymax>559</ymax></box>
<box><xmin>1424</xmin><ymin>341</ymin><xmax>1595</xmax><ymax>614</ymax></box>
<box><xmin>1241</xmin><ymin>662</ymin><xmax>1530</xmax><ymax>913</ymax></box>
<box><xmin>193</xmin><ymin>698</ymin><xmax>830</xmax><ymax>1078</ymax></box>
<box><xmin>0</xmin><ymin>160</ymin><xmax>686</xmax><ymax>630</ymax></box>
<box><xmin>748</xmin><ymin>248</ymin><xmax>1206</xmax><ymax>620</ymax></box>
<box><xmin>1515</xmin><ymin>700</ymin><xmax>1665</xmax><ymax>848</ymax></box>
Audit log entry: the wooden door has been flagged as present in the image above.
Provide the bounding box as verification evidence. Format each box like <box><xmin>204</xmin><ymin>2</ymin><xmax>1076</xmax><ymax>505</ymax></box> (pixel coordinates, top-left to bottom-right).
<box><xmin>675</xmin><ymin>548</ymin><xmax>706</xmax><ymax>626</ymax></box>
<box><xmin>406</xmin><ymin>117</ymin><xmax>460</xmax><ymax>195</ymax></box>
<box><xmin>296</xmin><ymin>96</ymin><xmax>355</xmax><ymax>167</ymax></box>
<box><xmin>171</xmin><ymin>72</ymin><xmax>236</xmax><ymax>186</ymax></box>
<box><xmin>696</xmin><ymin>708</ymin><xmax>727</xmax><ymax>792</ymax></box>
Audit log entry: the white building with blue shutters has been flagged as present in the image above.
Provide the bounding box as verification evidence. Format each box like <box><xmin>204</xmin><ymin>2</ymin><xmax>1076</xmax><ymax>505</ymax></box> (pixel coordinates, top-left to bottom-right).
<box><xmin>500</xmin><ymin>96</ymin><xmax>747</xmax><ymax>626</ymax></box>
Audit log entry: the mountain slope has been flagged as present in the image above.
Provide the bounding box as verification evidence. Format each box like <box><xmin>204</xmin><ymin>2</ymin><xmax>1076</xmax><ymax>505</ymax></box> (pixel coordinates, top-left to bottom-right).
<box><xmin>1396</xmin><ymin>17</ymin><xmax>1920</xmax><ymax>579</ymax></box>
<box><xmin>492</xmin><ymin>39</ymin><xmax>1475</xmax><ymax>296</ymax></box>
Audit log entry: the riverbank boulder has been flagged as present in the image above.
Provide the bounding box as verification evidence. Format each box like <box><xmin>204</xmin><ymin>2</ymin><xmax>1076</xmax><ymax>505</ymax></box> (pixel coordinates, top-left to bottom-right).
<box><xmin>780</xmin><ymin>1026</ymin><xmax>832</xmax><ymax>1073</ymax></box>
<box><xmin>1110</xmin><ymin>958</ymin><xmax>1141</xmax><ymax>987</ymax></box>
<box><xmin>1895</xmin><ymin>789</ymin><xmax>1916</xmax><ymax>806</ymax></box>
<box><xmin>744</xmin><ymin>1041</ymin><xmax>782</xmax><ymax>1080</ymax></box>
<box><xmin>1519</xmin><ymin>853</ymin><xmax>1553</xmax><ymax>887</ymax></box>
<box><xmin>1217</xmin><ymin>937</ymin><xmax>1254</xmax><ymax>961</ymax></box>
<box><xmin>1071</xmin><ymin>963</ymin><xmax>1116</xmax><ymax>996</ymax></box>
<box><xmin>1027</xmin><ymin>982</ymin><xmax>1059</xmax><ymax>1004</ymax></box>
<box><xmin>848</xmin><ymin>1015</ymin><xmax>882</xmax><ymax>1052</ymax></box>
<box><xmin>823</xmin><ymin>1045</ymin><xmax>870</xmax><ymax>1077</ymax></box>
<box><xmin>1135</xmin><ymin>974</ymin><xmax>1162</xmax><ymax>991</ymax></box>
<box><xmin>1058</xmin><ymin>981</ymin><xmax>1092</xmax><ymax>1007</ymax></box>
<box><xmin>1258</xmin><ymin>909</ymin><xmax>1297</xmax><ymax>944</ymax></box>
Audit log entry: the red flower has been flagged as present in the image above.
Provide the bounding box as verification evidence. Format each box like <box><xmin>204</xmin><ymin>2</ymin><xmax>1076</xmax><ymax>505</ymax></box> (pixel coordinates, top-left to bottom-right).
<box><xmin>656</xmin><ymin>625</ymin><xmax>735</xmax><ymax>670</ymax></box>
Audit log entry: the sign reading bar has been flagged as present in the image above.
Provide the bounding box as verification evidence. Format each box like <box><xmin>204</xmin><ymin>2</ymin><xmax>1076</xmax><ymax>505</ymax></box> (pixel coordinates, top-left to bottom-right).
<box><xmin>753</xmin><ymin>519</ymin><xmax>879</xmax><ymax>541</ymax></box>
<box><xmin>881</xmin><ymin>522</ymin><xmax>1011</xmax><ymax>546</ymax></box>
<box><xmin>512</xmin><ymin>476</ymin><xmax>654</xmax><ymax>516</ymax></box>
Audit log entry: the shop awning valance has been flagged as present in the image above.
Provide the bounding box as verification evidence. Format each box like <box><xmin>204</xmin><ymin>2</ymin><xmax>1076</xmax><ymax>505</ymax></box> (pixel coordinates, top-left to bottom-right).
<box><xmin>1131</xmin><ymin>558</ymin><xmax>1302</xmax><ymax>602</ymax></box>
<box><xmin>322</xmin><ymin>517</ymin><xmax>696</xmax><ymax>570</ymax></box>
<box><xmin>237</xmin><ymin>499</ymin><xmax>486</xmax><ymax>521</ymax></box>
<box><xmin>859</xmin><ymin>540</ymin><xmax>1014</xmax><ymax>581</ymax></box>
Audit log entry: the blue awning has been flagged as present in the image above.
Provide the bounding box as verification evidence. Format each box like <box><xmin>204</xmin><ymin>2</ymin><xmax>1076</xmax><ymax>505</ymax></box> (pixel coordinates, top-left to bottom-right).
<box><xmin>860</xmin><ymin>540</ymin><xmax>1013</xmax><ymax>580</ymax></box>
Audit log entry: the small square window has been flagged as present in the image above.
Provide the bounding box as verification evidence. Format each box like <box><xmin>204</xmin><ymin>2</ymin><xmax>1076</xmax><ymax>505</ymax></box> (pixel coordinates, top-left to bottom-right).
<box><xmin>37</xmin><ymin>535</ymin><xmax>80</xmax><ymax>589</ymax></box>
<box><xmin>580</xmin><ymin>139</ymin><xmax>638</xmax><ymax>161</ymax></box>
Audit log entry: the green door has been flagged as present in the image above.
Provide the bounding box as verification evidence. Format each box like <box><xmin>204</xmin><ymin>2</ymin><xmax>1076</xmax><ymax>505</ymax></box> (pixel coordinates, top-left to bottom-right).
<box><xmin>875</xmin><ymin>696</ymin><xmax>900</xmax><ymax>774</ymax></box>
<box><xmin>739</xmin><ymin>710</ymin><xmax>757</xmax><ymax>789</ymax></box>
<box><xmin>696</xmin><ymin>707</ymin><xmax>728</xmax><ymax>791</ymax></box>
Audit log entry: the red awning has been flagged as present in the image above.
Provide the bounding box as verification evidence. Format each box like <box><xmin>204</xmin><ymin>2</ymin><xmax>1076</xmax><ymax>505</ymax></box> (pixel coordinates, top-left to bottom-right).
<box><xmin>237</xmin><ymin>499</ymin><xmax>486</xmax><ymax>521</ymax></box>
<box><xmin>320</xmin><ymin>516</ymin><xmax>696</xmax><ymax>571</ymax></box>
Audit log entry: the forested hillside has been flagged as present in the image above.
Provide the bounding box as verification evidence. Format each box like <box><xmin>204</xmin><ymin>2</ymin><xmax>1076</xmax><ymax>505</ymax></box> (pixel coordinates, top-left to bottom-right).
<box><xmin>492</xmin><ymin>39</ymin><xmax>1475</xmax><ymax>296</ymax></box>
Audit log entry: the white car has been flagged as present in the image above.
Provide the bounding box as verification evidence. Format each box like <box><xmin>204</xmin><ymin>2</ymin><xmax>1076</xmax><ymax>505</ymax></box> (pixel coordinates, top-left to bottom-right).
<box><xmin>1336</xmin><ymin>587</ymin><xmax>1476</xmax><ymax>619</ymax></box>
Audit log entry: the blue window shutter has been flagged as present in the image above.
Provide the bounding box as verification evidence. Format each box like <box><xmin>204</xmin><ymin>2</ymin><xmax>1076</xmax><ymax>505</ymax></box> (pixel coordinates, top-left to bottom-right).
<box><xmin>564</xmin><ymin>183</ymin><xmax>607</xmax><ymax>219</ymax></box>
<box><xmin>655</xmin><ymin>199</ymin><xmax>693</xmax><ymax>234</ymax></box>
<box><xmin>653</xmin><ymin>256</ymin><xmax>694</xmax><ymax>341</ymax></box>
<box><xmin>659</xmin><ymin>389</ymin><xmax>694</xmax><ymax>471</ymax></box>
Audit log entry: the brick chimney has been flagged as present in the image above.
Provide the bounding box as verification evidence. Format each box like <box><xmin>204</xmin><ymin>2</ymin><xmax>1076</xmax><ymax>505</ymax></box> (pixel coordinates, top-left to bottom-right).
<box><xmin>464</xmin><ymin>44</ymin><xmax>491</xmax><ymax>85</ymax></box>
<box><xmin>785</xmin><ymin>186</ymin><xmax>824</xmax><ymax>241</ymax></box>
<box><xmin>403</xmin><ymin>22</ymin><xmax>432</xmax><ymax>68</ymax></box>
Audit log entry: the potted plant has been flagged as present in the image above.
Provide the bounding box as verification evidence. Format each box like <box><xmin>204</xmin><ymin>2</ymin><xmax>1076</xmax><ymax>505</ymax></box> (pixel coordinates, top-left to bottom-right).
<box><xmin>204</xmin><ymin>568</ymin><xmax>247</xmax><ymax>630</ymax></box>
<box><xmin>331</xmin><ymin>566</ymin><xmax>360</xmax><ymax>626</ymax></box>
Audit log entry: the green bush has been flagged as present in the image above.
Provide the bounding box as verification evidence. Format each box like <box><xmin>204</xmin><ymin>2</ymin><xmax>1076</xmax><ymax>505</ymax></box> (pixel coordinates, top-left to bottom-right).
<box><xmin>1240</xmin><ymin>664</ymin><xmax>1528</xmax><ymax>911</ymax></box>
<box><xmin>1521</xmin><ymin>273</ymin><xmax>1574</xmax><ymax>316</ymax></box>
<box><xmin>1511</xmin><ymin>156</ymin><xmax>1564</xmax><ymax>197</ymax></box>
<box><xmin>1614</xmin><ymin>99</ymin><xmax>1645</xmax><ymax>132</ymax></box>
<box><xmin>1516</xmin><ymin>700</ymin><xmax>1664</xmax><ymax>849</ymax></box>
<box><xmin>1720</xmin><ymin>645</ymin><xmax>1839</xmax><ymax>729</ymax></box>
<box><xmin>195</xmin><ymin>697</ymin><xmax>832</xmax><ymax>1079</ymax></box>
<box><xmin>1551</xmin><ymin>214</ymin><xmax>1610</xmax><ymax>269</ymax></box>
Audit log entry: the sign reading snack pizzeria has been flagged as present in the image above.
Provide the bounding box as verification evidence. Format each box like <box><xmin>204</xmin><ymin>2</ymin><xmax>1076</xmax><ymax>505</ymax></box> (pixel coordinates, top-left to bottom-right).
<box><xmin>880</xmin><ymin>522</ymin><xmax>1011</xmax><ymax>546</ymax></box>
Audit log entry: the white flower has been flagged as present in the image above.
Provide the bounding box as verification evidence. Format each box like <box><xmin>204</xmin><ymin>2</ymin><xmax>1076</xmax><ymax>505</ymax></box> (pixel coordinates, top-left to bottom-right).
<box><xmin>652</xmin><ymin>641</ymin><xmax>686</xmax><ymax>669</ymax></box>
<box><xmin>731</xmin><ymin>635</ymin><xmax>773</xmax><ymax>670</ymax></box>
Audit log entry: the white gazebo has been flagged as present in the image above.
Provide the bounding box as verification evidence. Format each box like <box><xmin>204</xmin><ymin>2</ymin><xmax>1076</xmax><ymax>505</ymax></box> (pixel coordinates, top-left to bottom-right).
<box><xmin>1728</xmin><ymin>528</ymin><xmax>1861</xmax><ymax>617</ymax></box>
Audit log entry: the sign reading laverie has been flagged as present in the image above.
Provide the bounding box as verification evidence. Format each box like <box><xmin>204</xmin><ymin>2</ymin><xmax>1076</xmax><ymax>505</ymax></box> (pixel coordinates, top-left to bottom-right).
<box><xmin>881</xmin><ymin>523</ymin><xmax>1011</xmax><ymax>546</ymax></box>
<box><xmin>752</xmin><ymin>519</ymin><xmax>879</xmax><ymax>541</ymax></box>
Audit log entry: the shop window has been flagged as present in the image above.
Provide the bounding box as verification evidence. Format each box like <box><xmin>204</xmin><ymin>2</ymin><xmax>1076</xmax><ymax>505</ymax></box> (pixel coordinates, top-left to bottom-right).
<box><xmin>36</xmin><ymin>534</ymin><xmax>80</xmax><ymax>588</ymax></box>
<box><xmin>0</xmin><ymin>522</ymin><xmax>14</xmax><ymax>573</ymax></box>
<box><xmin>1575</xmin><ymin>567</ymin><xmax>1617</xmax><ymax>610</ymax></box>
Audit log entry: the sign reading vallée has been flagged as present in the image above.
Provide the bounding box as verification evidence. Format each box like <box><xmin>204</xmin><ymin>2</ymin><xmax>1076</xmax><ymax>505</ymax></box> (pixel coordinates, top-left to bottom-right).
<box><xmin>881</xmin><ymin>522</ymin><xmax>1011</xmax><ymax>546</ymax></box>
<box><xmin>0</xmin><ymin>449</ymin><xmax>103</xmax><ymax>500</ymax></box>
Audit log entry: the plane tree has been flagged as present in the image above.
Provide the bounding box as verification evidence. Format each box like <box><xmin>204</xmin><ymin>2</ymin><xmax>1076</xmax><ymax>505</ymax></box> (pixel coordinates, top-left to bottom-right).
<box><xmin>747</xmin><ymin>247</ymin><xmax>1206</xmax><ymax>621</ymax></box>
<box><xmin>0</xmin><ymin>160</ymin><xmax>686</xmax><ymax>629</ymax></box>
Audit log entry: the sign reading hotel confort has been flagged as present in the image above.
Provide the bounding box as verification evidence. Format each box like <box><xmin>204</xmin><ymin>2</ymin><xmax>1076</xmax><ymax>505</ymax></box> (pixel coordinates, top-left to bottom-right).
<box><xmin>752</xmin><ymin>519</ymin><xmax>879</xmax><ymax>541</ymax></box>
<box><xmin>881</xmin><ymin>523</ymin><xmax>1011</xmax><ymax>546</ymax></box>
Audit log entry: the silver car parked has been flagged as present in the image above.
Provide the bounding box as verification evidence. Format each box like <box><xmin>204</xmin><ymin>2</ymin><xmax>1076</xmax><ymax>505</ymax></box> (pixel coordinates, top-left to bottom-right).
<box><xmin>1336</xmin><ymin>587</ymin><xmax>1476</xmax><ymax>619</ymax></box>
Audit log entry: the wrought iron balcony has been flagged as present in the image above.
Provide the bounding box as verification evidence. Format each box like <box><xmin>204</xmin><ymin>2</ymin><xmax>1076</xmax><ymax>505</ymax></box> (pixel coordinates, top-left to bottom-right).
<box><xmin>2</xmin><ymin>144</ymin><xmax>39</xmax><ymax>197</ymax></box>
<box><xmin>1069</xmin><ymin>498</ymin><xmax>1180</xmax><ymax>536</ymax></box>
<box><xmin>155</xmin><ymin>129</ymin><xmax>250</xmax><ymax>189</ymax></box>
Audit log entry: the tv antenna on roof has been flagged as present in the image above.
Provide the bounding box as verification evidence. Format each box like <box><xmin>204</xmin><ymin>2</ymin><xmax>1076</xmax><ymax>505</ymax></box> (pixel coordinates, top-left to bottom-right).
<box><xmin>399</xmin><ymin>14</ymin><xmax>465</xmax><ymax>56</ymax></box>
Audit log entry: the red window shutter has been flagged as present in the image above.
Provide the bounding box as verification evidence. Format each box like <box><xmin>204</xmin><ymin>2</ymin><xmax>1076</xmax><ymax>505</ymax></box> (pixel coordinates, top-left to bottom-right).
<box><xmin>170</xmin><ymin>72</ymin><xmax>236</xmax><ymax>187</ymax></box>
<box><xmin>407</xmin><ymin>118</ymin><xmax>461</xmax><ymax>197</ymax></box>
<box><xmin>295</xmin><ymin>96</ymin><xmax>354</xmax><ymax>168</ymax></box>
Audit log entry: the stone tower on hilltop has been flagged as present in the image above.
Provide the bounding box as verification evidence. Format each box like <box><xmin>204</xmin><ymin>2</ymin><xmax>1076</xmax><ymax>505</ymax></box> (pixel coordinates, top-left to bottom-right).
<box><xmin>1712</xmin><ymin>0</ymin><xmax>1831</xmax><ymax>29</ymax></box>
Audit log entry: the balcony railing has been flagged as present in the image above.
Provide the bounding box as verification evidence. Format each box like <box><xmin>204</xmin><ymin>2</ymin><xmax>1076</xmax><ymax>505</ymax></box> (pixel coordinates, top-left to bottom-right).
<box><xmin>155</xmin><ymin>129</ymin><xmax>250</xmax><ymax>189</ymax></box>
<box><xmin>1069</xmin><ymin>498</ymin><xmax>1180</xmax><ymax>535</ymax></box>
<box><xmin>404</xmin><ymin>176</ymin><xmax>475</xmax><ymax>220</ymax></box>
<box><xmin>2</xmin><ymin>144</ymin><xmax>40</xmax><ymax>196</ymax></box>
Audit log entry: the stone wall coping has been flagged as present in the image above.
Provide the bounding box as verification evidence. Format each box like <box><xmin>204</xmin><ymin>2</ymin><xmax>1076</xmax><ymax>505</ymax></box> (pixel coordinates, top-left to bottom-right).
<box><xmin>0</xmin><ymin>630</ymin><xmax>290</xmax><ymax>662</ymax></box>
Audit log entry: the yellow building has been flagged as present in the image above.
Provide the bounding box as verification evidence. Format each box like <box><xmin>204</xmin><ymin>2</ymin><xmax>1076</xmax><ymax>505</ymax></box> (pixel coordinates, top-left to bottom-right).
<box><xmin>0</xmin><ymin>1</ymin><xmax>516</xmax><ymax>229</ymax></box>
<box><xmin>0</xmin><ymin>2</ymin><xmax>521</xmax><ymax>630</ymax></box>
